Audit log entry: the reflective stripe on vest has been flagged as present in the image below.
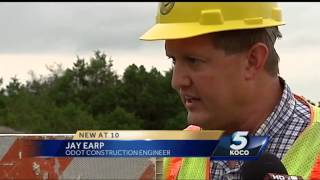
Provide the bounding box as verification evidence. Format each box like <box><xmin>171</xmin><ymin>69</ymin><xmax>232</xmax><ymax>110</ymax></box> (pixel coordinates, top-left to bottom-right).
<box><xmin>163</xmin><ymin>125</ymin><xmax>211</xmax><ymax>180</ymax></box>
<box><xmin>309</xmin><ymin>106</ymin><xmax>320</xmax><ymax>179</ymax></box>
<box><xmin>164</xmin><ymin>105</ymin><xmax>320</xmax><ymax>179</ymax></box>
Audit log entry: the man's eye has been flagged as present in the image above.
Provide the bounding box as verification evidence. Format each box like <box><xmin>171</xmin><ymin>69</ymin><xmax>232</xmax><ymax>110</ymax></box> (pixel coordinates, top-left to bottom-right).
<box><xmin>187</xmin><ymin>57</ymin><xmax>201</xmax><ymax>64</ymax></box>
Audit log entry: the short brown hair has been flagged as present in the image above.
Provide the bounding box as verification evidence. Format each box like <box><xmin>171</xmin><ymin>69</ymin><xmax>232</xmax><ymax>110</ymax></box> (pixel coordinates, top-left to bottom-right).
<box><xmin>210</xmin><ymin>27</ymin><xmax>282</xmax><ymax>77</ymax></box>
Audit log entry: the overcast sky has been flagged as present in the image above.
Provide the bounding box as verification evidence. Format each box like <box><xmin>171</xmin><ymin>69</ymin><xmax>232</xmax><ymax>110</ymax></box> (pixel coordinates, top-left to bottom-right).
<box><xmin>0</xmin><ymin>2</ymin><xmax>319</xmax><ymax>102</ymax></box>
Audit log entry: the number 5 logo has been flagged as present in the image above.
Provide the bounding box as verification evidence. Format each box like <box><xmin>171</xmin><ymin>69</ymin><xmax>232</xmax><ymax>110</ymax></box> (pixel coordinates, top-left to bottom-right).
<box><xmin>230</xmin><ymin>131</ymin><xmax>249</xmax><ymax>150</ymax></box>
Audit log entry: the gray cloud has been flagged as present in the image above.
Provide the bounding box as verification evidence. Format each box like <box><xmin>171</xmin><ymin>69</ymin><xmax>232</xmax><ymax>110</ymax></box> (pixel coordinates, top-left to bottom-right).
<box><xmin>1</xmin><ymin>2</ymin><xmax>320</xmax><ymax>54</ymax></box>
<box><xmin>0</xmin><ymin>2</ymin><xmax>158</xmax><ymax>54</ymax></box>
<box><xmin>0</xmin><ymin>2</ymin><xmax>319</xmax><ymax>102</ymax></box>
<box><xmin>278</xmin><ymin>3</ymin><xmax>320</xmax><ymax>50</ymax></box>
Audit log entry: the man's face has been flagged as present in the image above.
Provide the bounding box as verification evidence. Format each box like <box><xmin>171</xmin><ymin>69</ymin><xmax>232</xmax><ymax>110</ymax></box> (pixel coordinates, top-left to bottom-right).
<box><xmin>165</xmin><ymin>34</ymin><xmax>249</xmax><ymax>130</ymax></box>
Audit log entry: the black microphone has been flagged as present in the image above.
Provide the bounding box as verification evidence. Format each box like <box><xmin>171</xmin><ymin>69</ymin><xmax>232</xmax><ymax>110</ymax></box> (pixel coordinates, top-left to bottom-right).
<box><xmin>264</xmin><ymin>173</ymin><xmax>304</xmax><ymax>180</ymax></box>
<box><xmin>240</xmin><ymin>152</ymin><xmax>288</xmax><ymax>180</ymax></box>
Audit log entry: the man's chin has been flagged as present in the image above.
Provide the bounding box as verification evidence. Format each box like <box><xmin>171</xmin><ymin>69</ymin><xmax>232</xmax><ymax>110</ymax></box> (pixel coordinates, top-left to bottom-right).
<box><xmin>187</xmin><ymin>116</ymin><xmax>206</xmax><ymax>129</ymax></box>
<box><xmin>187</xmin><ymin>113</ymin><xmax>217</xmax><ymax>130</ymax></box>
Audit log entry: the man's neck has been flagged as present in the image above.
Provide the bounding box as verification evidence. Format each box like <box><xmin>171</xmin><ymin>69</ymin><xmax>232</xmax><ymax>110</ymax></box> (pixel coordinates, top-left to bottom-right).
<box><xmin>232</xmin><ymin>77</ymin><xmax>283</xmax><ymax>134</ymax></box>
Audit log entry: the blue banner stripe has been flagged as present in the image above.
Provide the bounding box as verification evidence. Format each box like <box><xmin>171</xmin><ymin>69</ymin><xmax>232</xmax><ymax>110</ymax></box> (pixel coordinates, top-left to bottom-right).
<box><xmin>36</xmin><ymin>140</ymin><xmax>219</xmax><ymax>157</ymax></box>
<box><xmin>33</xmin><ymin>134</ymin><xmax>269</xmax><ymax>160</ymax></box>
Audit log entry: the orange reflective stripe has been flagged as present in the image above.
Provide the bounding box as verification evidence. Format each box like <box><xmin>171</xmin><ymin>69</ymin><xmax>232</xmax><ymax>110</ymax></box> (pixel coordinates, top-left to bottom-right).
<box><xmin>310</xmin><ymin>154</ymin><xmax>320</xmax><ymax>180</ymax></box>
<box><xmin>167</xmin><ymin>157</ymin><xmax>183</xmax><ymax>180</ymax></box>
<box><xmin>165</xmin><ymin>125</ymin><xmax>202</xmax><ymax>180</ymax></box>
<box><xmin>205</xmin><ymin>158</ymin><xmax>211</xmax><ymax>180</ymax></box>
<box><xmin>294</xmin><ymin>94</ymin><xmax>316</xmax><ymax>125</ymax></box>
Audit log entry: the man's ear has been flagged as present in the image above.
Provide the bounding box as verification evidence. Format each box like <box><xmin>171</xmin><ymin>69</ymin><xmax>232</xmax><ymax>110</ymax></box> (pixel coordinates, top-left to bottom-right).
<box><xmin>244</xmin><ymin>42</ymin><xmax>269</xmax><ymax>80</ymax></box>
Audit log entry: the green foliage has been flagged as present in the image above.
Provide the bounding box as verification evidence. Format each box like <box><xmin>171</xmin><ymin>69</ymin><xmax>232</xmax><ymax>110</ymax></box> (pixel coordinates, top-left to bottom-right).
<box><xmin>97</xmin><ymin>106</ymin><xmax>143</xmax><ymax>130</ymax></box>
<box><xmin>3</xmin><ymin>50</ymin><xmax>318</xmax><ymax>133</ymax></box>
<box><xmin>164</xmin><ymin>111</ymin><xmax>188</xmax><ymax>130</ymax></box>
<box><xmin>0</xmin><ymin>50</ymin><xmax>186</xmax><ymax>133</ymax></box>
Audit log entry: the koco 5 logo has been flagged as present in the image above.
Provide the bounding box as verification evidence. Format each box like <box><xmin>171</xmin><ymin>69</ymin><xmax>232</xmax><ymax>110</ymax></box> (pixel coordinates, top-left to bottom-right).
<box><xmin>230</xmin><ymin>131</ymin><xmax>250</xmax><ymax>156</ymax></box>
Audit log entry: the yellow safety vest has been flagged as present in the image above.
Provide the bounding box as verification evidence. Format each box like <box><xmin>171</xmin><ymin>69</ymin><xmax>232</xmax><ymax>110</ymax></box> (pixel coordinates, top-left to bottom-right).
<box><xmin>163</xmin><ymin>97</ymin><xmax>320</xmax><ymax>180</ymax></box>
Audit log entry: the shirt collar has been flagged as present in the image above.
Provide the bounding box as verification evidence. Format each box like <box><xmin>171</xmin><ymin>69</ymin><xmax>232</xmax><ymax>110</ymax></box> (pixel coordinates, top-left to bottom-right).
<box><xmin>254</xmin><ymin>77</ymin><xmax>296</xmax><ymax>137</ymax></box>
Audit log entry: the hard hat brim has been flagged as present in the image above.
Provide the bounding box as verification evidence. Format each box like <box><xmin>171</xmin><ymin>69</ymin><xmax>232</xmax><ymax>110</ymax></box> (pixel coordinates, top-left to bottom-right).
<box><xmin>140</xmin><ymin>21</ymin><xmax>285</xmax><ymax>41</ymax></box>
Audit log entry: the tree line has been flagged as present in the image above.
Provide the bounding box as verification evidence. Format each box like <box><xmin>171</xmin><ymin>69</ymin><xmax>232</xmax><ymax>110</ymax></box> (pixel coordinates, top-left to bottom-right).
<box><xmin>0</xmin><ymin>51</ymin><xmax>319</xmax><ymax>133</ymax></box>
<box><xmin>0</xmin><ymin>51</ymin><xmax>186</xmax><ymax>133</ymax></box>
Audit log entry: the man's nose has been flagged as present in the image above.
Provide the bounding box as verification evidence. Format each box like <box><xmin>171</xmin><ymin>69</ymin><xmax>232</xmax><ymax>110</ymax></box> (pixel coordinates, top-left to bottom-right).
<box><xmin>171</xmin><ymin>63</ymin><xmax>192</xmax><ymax>90</ymax></box>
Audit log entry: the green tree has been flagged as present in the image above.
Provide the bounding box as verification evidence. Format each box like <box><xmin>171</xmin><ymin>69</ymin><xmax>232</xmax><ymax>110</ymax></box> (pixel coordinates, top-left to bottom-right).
<box><xmin>6</xmin><ymin>76</ymin><xmax>23</xmax><ymax>96</ymax></box>
<box><xmin>97</xmin><ymin>106</ymin><xmax>143</xmax><ymax>130</ymax></box>
<box><xmin>0</xmin><ymin>51</ymin><xmax>186</xmax><ymax>133</ymax></box>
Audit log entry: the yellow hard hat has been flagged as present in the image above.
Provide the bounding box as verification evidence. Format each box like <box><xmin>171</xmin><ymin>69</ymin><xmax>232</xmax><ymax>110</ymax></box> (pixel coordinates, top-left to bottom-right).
<box><xmin>140</xmin><ymin>2</ymin><xmax>285</xmax><ymax>41</ymax></box>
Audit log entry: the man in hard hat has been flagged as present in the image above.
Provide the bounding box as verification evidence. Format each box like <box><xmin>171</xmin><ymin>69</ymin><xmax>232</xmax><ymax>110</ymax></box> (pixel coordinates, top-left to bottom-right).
<box><xmin>140</xmin><ymin>2</ymin><xmax>320</xmax><ymax>180</ymax></box>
